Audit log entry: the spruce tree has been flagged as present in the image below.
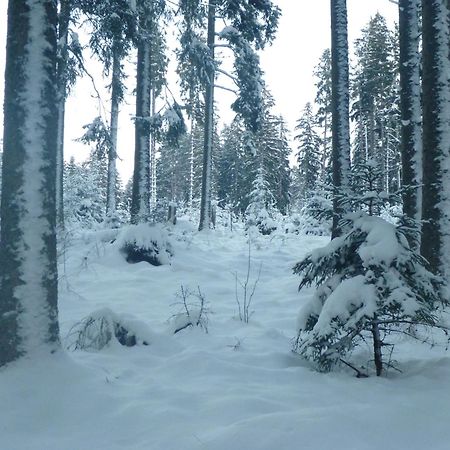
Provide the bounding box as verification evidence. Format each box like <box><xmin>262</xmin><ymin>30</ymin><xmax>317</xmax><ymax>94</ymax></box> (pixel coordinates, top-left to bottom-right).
<box><xmin>314</xmin><ymin>49</ymin><xmax>332</xmax><ymax>177</ymax></box>
<box><xmin>294</xmin><ymin>103</ymin><xmax>323</xmax><ymax>204</ymax></box>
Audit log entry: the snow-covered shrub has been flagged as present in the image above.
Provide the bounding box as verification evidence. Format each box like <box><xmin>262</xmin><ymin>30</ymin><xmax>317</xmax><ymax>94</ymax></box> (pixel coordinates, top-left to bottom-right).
<box><xmin>293</xmin><ymin>212</ymin><xmax>446</xmax><ymax>376</ymax></box>
<box><xmin>66</xmin><ymin>308</ymin><xmax>151</xmax><ymax>351</ymax></box>
<box><xmin>170</xmin><ymin>285</ymin><xmax>209</xmax><ymax>334</ymax></box>
<box><xmin>116</xmin><ymin>223</ymin><xmax>173</xmax><ymax>266</ymax></box>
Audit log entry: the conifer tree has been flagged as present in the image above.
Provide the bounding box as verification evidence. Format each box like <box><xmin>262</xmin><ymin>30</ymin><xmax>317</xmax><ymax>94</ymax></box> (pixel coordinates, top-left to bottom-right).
<box><xmin>294</xmin><ymin>103</ymin><xmax>323</xmax><ymax>204</ymax></box>
<box><xmin>179</xmin><ymin>0</ymin><xmax>281</xmax><ymax>230</ymax></box>
<box><xmin>314</xmin><ymin>49</ymin><xmax>332</xmax><ymax>177</ymax></box>
<box><xmin>1</xmin><ymin>0</ymin><xmax>60</xmax><ymax>366</ymax></box>
<box><xmin>352</xmin><ymin>14</ymin><xmax>399</xmax><ymax>191</ymax></box>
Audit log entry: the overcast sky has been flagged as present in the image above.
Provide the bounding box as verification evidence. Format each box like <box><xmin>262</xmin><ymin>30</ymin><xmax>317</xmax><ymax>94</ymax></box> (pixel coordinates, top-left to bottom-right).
<box><xmin>0</xmin><ymin>0</ymin><xmax>397</xmax><ymax>181</ymax></box>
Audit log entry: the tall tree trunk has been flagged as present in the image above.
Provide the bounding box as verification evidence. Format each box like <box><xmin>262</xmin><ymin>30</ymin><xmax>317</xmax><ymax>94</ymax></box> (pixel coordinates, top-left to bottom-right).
<box><xmin>330</xmin><ymin>0</ymin><xmax>351</xmax><ymax>239</ymax></box>
<box><xmin>55</xmin><ymin>0</ymin><xmax>71</xmax><ymax>230</ymax></box>
<box><xmin>421</xmin><ymin>0</ymin><xmax>450</xmax><ymax>275</ymax></box>
<box><xmin>198</xmin><ymin>0</ymin><xmax>216</xmax><ymax>231</ymax></box>
<box><xmin>150</xmin><ymin>88</ymin><xmax>157</xmax><ymax>212</ymax></box>
<box><xmin>0</xmin><ymin>0</ymin><xmax>60</xmax><ymax>367</ymax></box>
<box><xmin>189</xmin><ymin>116</ymin><xmax>195</xmax><ymax>213</ymax></box>
<box><xmin>399</xmin><ymin>0</ymin><xmax>422</xmax><ymax>247</ymax></box>
<box><xmin>131</xmin><ymin>21</ymin><xmax>152</xmax><ymax>224</ymax></box>
<box><xmin>107</xmin><ymin>39</ymin><xmax>120</xmax><ymax>218</ymax></box>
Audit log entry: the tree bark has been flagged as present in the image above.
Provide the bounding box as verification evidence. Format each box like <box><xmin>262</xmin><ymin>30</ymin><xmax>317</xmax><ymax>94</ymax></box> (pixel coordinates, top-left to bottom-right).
<box><xmin>198</xmin><ymin>0</ymin><xmax>216</xmax><ymax>231</ymax></box>
<box><xmin>0</xmin><ymin>0</ymin><xmax>60</xmax><ymax>366</ymax></box>
<box><xmin>372</xmin><ymin>317</ymin><xmax>383</xmax><ymax>376</ymax></box>
<box><xmin>55</xmin><ymin>0</ymin><xmax>71</xmax><ymax>230</ymax></box>
<box><xmin>421</xmin><ymin>0</ymin><xmax>450</xmax><ymax>275</ymax></box>
<box><xmin>107</xmin><ymin>38</ymin><xmax>120</xmax><ymax>218</ymax></box>
<box><xmin>399</xmin><ymin>0</ymin><xmax>422</xmax><ymax>247</ymax></box>
<box><xmin>330</xmin><ymin>0</ymin><xmax>351</xmax><ymax>239</ymax></box>
<box><xmin>131</xmin><ymin>16</ymin><xmax>152</xmax><ymax>224</ymax></box>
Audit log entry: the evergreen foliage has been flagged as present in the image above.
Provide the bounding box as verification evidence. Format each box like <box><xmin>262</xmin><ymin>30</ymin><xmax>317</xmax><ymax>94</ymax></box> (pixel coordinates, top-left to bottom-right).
<box><xmin>293</xmin><ymin>212</ymin><xmax>446</xmax><ymax>376</ymax></box>
<box><xmin>294</xmin><ymin>103</ymin><xmax>323</xmax><ymax>204</ymax></box>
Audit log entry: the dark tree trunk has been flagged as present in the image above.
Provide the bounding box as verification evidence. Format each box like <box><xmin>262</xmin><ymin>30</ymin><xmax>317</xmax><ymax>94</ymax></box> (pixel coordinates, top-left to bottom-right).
<box><xmin>399</xmin><ymin>0</ymin><xmax>422</xmax><ymax>247</ymax></box>
<box><xmin>421</xmin><ymin>0</ymin><xmax>450</xmax><ymax>275</ymax></box>
<box><xmin>0</xmin><ymin>0</ymin><xmax>60</xmax><ymax>367</ymax></box>
<box><xmin>131</xmin><ymin>20</ymin><xmax>152</xmax><ymax>224</ymax></box>
<box><xmin>372</xmin><ymin>318</ymin><xmax>383</xmax><ymax>376</ymax></box>
<box><xmin>55</xmin><ymin>0</ymin><xmax>71</xmax><ymax>230</ymax></box>
<box><xmin>330</xmin><ymin>0</ymin><xmax>351</xmax><ymax>239</ymax></box>
<box><xmin>198</xmin><ymin>0</ymin><xmax>216</xmax><ymax>231</ymax></box>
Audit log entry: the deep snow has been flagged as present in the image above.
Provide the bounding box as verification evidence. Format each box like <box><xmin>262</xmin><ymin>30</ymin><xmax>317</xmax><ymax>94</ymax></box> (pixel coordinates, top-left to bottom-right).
<box><xmin>2</xmin><ymin>220</ymin><xmax>450</xmax><ymax>450</ymax></box>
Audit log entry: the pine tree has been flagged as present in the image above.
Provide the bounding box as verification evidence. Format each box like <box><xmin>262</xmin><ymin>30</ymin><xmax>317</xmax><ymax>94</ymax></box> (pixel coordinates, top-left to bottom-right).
<box><xmin>1</xmin><ymin>0</ymin><xmax>60</xmax><ymax>366</ymax></box>
<box><xmin>314</xmin><ymin>49</ymin><xmax>332</xmax><ymax>177</ymax></box>
<box><xmin>294</xmin><ymin>103</ymin><xmax>323</xmax><ymax>204</ymax></box>
<box><xmin>352</xmin><ymin>14</ymin><xmax>399</xmax><ymax>192</ymax></box>
<box><xmin>330</xmin><ymin>0</ymin><xmax>351</xmax><ymax>238</ymax></box>
<box><xmin>420</xmin><ymin>0</ymin><xmax>450</xmax><ymax>276</ymax></box>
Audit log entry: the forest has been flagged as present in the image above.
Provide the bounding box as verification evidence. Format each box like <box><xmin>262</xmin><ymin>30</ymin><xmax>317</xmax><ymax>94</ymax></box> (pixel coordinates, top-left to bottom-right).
<box><xmin>1</xmin><ymin>1</ymin><xmax>450</xmax><ymax>449</ymax></box>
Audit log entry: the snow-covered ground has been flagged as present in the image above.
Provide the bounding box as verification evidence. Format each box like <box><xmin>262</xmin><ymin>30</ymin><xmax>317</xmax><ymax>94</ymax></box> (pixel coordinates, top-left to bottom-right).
<box><xmin>2</xmin><ymin>220</ymin><xmax>450</xmax><ymax>450</ymax></box>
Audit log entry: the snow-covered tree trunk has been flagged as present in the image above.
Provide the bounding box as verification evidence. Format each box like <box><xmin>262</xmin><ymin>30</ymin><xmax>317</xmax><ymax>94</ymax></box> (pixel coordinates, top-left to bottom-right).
<box><xmin>421</xmin><ymin>0</ymin><xmax>450</xmax><ymax>275</ymax></box>
<box><xmin>131</xmin><ymin>20</ymin><xmax>152</xmax><ymax>224</ymax></box>
<box><xmin>107</xmin><ymin>39</ymin><xmax>120</xmax><ymax>217</ymax></box>
<box><xmin>330</xmin><ymin>0</ymin><xmax>351</xmax><ymax>238</ymax></box>
<box><xmin>55</xmin><ymin>0</ymin><xmax>71</xmax><ymax>230</ymax></box>
<box><xmin>189</xmin><ymin>116</ymin><xmax>195</xmax><ymax>213</ymax></box>
<box><xmin>0</xmin><ymin>0</ymin><xmax>60</xmax><ymax>367</ymax></box>
<box><xmin>198</xmin><ymin>0</ymin><xmax>216</xmax><ymax>231</ymax></box>
<box><xmin>399</xmin><ymin>0</ymin><xmax>422</xmax><ymax>242</ymax></box>
<box><xmin>150</xmin><ymin>88</ymin><xmax>157</xmax><ymax>212</ymax></box>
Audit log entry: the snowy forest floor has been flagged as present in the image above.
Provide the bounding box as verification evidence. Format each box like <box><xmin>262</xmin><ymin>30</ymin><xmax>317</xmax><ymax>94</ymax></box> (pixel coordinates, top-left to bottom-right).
<box><xmin>2</xmin><ymin>219</ymin><xmax>450</xmax><ymax>450</ymax></box>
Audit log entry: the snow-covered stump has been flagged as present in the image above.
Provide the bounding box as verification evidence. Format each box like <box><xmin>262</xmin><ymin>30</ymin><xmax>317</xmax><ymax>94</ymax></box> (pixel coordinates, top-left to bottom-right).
<box><xmin>293</xmin><ymin>212</ymin><xmax>447</xmax><ymax>376</ymax></box>
<box><xmin>116</xmin><ymin>223</ymin><xmax>173</xmax><ymax>266</ymax></box>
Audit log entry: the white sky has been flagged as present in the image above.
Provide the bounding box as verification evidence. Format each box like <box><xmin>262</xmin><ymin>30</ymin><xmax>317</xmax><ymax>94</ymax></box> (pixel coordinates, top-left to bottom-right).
<box><xmin>0</xmin><ymin>0</ymin><xmax>397</xmax><ymax>182</ymax></box>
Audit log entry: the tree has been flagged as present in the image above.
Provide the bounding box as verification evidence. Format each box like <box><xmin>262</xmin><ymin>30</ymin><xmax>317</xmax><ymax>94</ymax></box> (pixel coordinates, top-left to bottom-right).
<box><xmin>330</xmin><ymin>0</ymin><xmax>351</xmax><ymax>238</ymax></box>
<box><xmin>293</xmin><ymin>212</ymin><xmax>445</xmax><ymax>376</ymax></box>
<box><xmin>314</xmin><ymin>49</ymin><xmax>332</xmax><ymax>177</ymax></box>
<box><xmin>181</xmin><ymin>0</ymin><xmax>281</xmax><ymax>231</ymax></box>
<box><xmin>131</xmin><ymin>0</ymin><xmax>166</xmax><ymax>224</ymax></box>
<box><xmin>352</xmin><ymin>14</ymin><xmax>399</xmax><ymax>193</ymax></box>
<box><xmin>0</xmin><ymin>0</ymin><xmax>60</xmax><ymax>366</ymax></box>
<box><xmin>420</xmin><ymin>0</ymin><xmax>450</xmax><ymax>276</ymax></box>
<box><xmin>294</xmin><ymin>103</ymin><xmax>323</xmax><ymax>204</ymax></box>
<box><xmin>80</xmin><ymin>0</ymin><xmax>135</xmax><ymax>221</ymax></box>
<box><xmin>398</xmin><ymin>0</ymin><xmax>422</xmax><ymax>248</ymax></box>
